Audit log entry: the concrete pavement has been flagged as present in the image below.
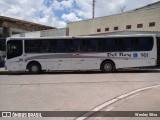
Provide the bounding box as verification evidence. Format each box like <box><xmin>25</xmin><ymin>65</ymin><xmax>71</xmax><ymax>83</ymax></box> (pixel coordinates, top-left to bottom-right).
<box><xmin>0</xmin><ymin>69</ymin><xmax>160</xmax><ymax>120</ymax></box>
<box><xmin>87</xmin><ymin>85</ymin><xmax>160</xmax><ymax>120</ymax></box>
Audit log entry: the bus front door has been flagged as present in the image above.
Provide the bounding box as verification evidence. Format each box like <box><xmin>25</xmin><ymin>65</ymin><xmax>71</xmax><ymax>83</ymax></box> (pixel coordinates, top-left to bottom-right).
<box><xmin>7</xmin><ymin>40</ymin><xmax>23</xmax><ymax>71</ymax></box>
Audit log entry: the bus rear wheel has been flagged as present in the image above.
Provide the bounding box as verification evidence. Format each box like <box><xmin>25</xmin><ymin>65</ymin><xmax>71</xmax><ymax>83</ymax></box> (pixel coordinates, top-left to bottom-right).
<box><xmin>101</xmin><ymin>61</ymin><xmax>115</xmax><ymax>73</ymax></box>
<box><xmin>28</xmin><ymin>63</ymin><xmax>41</xmax><ymax>74</ymax></box>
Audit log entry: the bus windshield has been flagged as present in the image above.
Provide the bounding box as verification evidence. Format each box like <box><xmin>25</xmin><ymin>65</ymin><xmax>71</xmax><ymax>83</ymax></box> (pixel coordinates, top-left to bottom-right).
<box><xmin>7</xmin><ymin>40</ymin><xmax>23</xmax><ymax>59</ymax></box>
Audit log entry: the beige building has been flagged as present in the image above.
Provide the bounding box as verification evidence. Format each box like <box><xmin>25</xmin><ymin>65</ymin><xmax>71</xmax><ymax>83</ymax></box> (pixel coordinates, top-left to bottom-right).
<box><xmin>67</xmin><ymin>1</ymin><xmax>160</xmax><ymax>36</ymax></box>
<box><xmin>12</xmin><ymin>28</ymin><xmax>69</xmax><ymax>37</ymax></box>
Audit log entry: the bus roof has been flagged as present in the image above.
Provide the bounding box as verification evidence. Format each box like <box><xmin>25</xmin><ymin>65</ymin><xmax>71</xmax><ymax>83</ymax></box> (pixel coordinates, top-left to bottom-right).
<box><xmin>6</xmin><ymin>34</ymin><xmax>156</xmax><ymax>42</ymax></box>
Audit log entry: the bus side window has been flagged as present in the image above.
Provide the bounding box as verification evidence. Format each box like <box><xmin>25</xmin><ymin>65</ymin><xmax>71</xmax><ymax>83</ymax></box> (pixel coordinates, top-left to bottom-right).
<box><xmin>25</xmin><ymin>40</ymin><xmax>42</xmax><ymax>53</ymax></box>
<box><xmin>98</xmin><ymin>38</ymin><xmax>116</xmax><ymax>52</ymax></box>
<box><xmin>82</xmin><ymin>39</ymin><xmax>87</xmax><ymax>52</ymax></box>
<box><xmin>56</xmin><ymin>40</ymin><xmax>65</xmax><ymax>53</ymax></box>
<box><xmin>87</xmin><ymin>39</ymin><xmax>98</xmax><ymax>52</ymax></box>
<box><xmin>98</xmin><ymin>39</ymin><xmax>105</xmax><ymax>52</ymax></box>
<box><xmin>50</xmin><ymin>40</ymin><xmax>57</xmax><ymax>53</ymax></box>
<box><xmin>68</xmin><ymin>39</ymin><xmax>74</xmax><ymax>52</ymax></box>
<box><xmin>148</xmin><ymin>38</ymin><xmax>154</xmax><ymax>50</ymax></box>
<box><xmin>65</xmin><ymin>39</ymin><xmax>71</xmax><ymax>52</ymax></box>
<box><xmin>116</xmin><ymin>38</ymin><xmax>124</xmax><ymax>51</ymax></box>
<box><xmin>41</xmin><ymin>39</ymin><xmax>52</xmax><ymax>53</ymax></box>
<box><xmin>71</xmin><ymin>39</ymin><xmax>81</xmax><ymax>52</ymax></box>
<box><xmin>54</xmin><ymin>39</ymin><xmax>71</xmax><ymax>53</ymax></box>
<box><xmin>136</xmin><ymin>38</ymin><xmax>145</xmax><ymax>51</ymax></box>
<box><xmin>134</xmin><ymin>37</ymin><xmax>153</xmax><ymax>51</ymax></box>
<box><xmin>106</xmin><ymin>38</ymin><xmax>117</xmax><ymax>52</ymax></box>
<box><xmin>34</xmin><ymin>40</ymin><xmax>42</xmax><ymax>53</ymax></box>
<box><xmin>121</xmin><ymin>38</ymin><xmax>134</xmax><ymax>51</ymax></box>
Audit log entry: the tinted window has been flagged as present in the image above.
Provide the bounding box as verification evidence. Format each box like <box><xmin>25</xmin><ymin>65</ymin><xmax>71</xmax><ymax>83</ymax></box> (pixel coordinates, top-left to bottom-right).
<box><xmin>25</xmin><ymin>39</ymin><xmax>70</xmax><ymax>53</ymax></box>
<box><xmin>70</xmin><ymin>39</ymin><xmax>99</xmax><ymax>52</ymax></box>
<box><xmin>24</xmin><ymin>37</ymin><xmax>154</xmax><ymax>54</ymax></box>
<box><xmin>7</xmin><ymin>40</ymin><xmax>23</xmax><ymax>59</ymax></box>
<box><xmin>116</xmin><ymin>38</ymin><xmax>134</xmax><ymax>51</ymax></box>
<box><xmin>98</xmin><ymin>38</ymin><xmax>117</xmax><ymax>52</ymax></box>
<box><xmin>98</xmin><ymin>37</ymin><xmax>153</xmax><ymax>52</ymax></box>
<box><xmin>134</xmin><ymin>37</ymin><xmax>153</xmax><ymax>51</ymax></box>
<box><xmin>55</xmin><ymin>39</ymin><xmax>70</xmax><ymax>53</ymax></box>
<box><xmin>71</xmin><ymin>39</ymin><xmax>83</xmax><ymax>52</ymax></box>
<box><xmin>25</xmin><ymin>40</ymin><xmax>43</xmax><ymax>53</ymax></box>
<box><xmin>116</xmin><ymin>37</ymin><xmax>153</xmax><ymax>51</ymax></box>
<box><xmin>87</xmin><ymin>39</ymin><xmax>98</xmax><ymax>52</ymax></box>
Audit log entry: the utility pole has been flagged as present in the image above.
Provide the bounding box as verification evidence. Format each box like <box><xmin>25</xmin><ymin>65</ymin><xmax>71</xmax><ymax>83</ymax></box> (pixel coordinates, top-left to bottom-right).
<box><xmin>92</xmin><ymin>0</ymin><xmax>96</xmax><ymax>18</ymax></box>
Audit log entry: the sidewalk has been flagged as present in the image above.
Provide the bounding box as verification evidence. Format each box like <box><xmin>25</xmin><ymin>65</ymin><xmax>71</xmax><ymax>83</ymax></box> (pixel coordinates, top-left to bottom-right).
<box><xmin>111</xmin><ymin>86</ymin><xmax>160</xmax><ymax>111</ymax></box>
<box><xmin>92</xmin><ymin>86</ymin><xmax>160</xmax><ymax>120</ymax></box>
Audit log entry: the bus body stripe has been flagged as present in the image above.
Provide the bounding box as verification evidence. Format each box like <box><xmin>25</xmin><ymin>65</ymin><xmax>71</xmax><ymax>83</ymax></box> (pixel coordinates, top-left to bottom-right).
<box><xmin>24</xmin><ymin>54</ymin><xmax>139</xmax><ymax>62</ymax></box>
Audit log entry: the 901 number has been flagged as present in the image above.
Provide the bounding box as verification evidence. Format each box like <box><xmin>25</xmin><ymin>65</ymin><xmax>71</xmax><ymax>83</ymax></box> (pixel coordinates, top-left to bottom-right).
<box><xmin>141</xmin><ymin>53</ymin><xmax>148</xmax><ymax>58</ymax></box>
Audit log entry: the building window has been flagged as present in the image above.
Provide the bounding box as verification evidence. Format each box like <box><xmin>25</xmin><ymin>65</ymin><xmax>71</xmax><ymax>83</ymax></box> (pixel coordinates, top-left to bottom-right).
<box><xmin>105</xmin><ymin>28</ymin><xmax>109</xmax><ymax>31</ymax></box>
<box><xmin>126</xmin><ymin>25</ymin><xmax>131</xmax><ymax>29</ymax></box>
<box><xmin>149</xmin><ymin>22</ymin><xmax>155</xmax><ymax>27</ymax></box>
<box><xmin>114</xmin><ymin>26</ymin><xmax>118</xmax><ymax>31</ymax></box>
<box><xmin>97</xmin><ymin>28</ymin><xmax>101</xmax><ymax>32</ymax></box>
<box><xmin>137</xmin><ymin>24</ymin><xmax>143</xmax><ymax>28</ymax></box>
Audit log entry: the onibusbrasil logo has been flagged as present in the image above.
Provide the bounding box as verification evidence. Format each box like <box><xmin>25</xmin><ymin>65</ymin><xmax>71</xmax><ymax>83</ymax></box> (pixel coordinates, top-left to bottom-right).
<box><xmin>1</xmin><ymin>112</ymin><xmax>42</xmax><ymax>118</ymax></box>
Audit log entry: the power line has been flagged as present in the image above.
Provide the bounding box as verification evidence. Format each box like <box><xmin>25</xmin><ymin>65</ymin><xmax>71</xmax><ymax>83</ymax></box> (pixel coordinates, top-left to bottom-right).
<box><xmin>92</xmin><ymin>0</ymin><xmax>96</xmax><ymax>18</ymax></box>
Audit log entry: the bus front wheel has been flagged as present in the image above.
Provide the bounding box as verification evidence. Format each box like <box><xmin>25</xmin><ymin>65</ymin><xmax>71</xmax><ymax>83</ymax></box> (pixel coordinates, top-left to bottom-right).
<box><xmin>101</xmin><ymin>61</ymin><xmax>115</xmax><ymax>73</ymax></box>
<box><xmin>28</xmin><ymin>62</ymin><xmax>41</xmax><ymax>74</ymax></box>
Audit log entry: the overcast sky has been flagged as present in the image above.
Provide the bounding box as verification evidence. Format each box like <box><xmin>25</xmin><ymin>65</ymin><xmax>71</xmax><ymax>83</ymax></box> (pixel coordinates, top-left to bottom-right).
<box><xmin>0</xmin><ymin>0</ymin><xmax>160</xmax><ymax>28</ymax></box>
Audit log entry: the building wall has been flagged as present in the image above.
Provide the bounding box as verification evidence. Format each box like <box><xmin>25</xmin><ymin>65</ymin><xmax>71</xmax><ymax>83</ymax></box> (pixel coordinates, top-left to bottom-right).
<box><xmin>68</xmin><ymin>7</ymin><xmax>160</xmax><ymax>36</ymax></box>
<box><xmin>11</xmin><ymin>28</ymin><xmax>68</xmax><ymax>37</ymax></box>
<box><xmin>25</xmin><ymin>31</ymin><xmax>41</xmax><ymax>37</ymax></box>
<box><xmin>41</xmin><ymin>28</ymin><xmax>68</xmax><ymax>37</ymax></box>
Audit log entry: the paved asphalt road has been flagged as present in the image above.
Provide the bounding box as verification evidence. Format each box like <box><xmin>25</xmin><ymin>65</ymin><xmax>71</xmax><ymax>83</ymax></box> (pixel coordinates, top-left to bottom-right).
<box><xmin>0</xmin><ymin>68</ymin><xmax>160</xmax><ymax>120</ymax></box>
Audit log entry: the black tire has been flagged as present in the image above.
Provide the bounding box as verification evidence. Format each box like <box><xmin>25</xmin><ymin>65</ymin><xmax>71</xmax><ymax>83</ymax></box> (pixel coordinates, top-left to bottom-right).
<box><xmin>28</xmin><ymin>63</ymin><xmax>41</xmax><ymax>74</ymax></box>
<box><xmin>101</xmin><ymin>61</ymin><xmax>115</xmax><ymax>73</ymax></box>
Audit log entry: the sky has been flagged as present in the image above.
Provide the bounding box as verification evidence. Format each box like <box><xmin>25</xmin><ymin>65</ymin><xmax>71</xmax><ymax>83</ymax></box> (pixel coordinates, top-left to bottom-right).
<box><xmin>0</xmin><ymin>0</ymin><xmax>160</xmax><ymax>28</ymax></box>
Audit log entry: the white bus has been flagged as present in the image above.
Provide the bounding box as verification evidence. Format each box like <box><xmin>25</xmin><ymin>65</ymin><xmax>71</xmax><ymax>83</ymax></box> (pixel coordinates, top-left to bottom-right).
<box><xmin>5</xmin><ymin>34</ymin><xmax>159</xmax><ymax>73</ymax></box>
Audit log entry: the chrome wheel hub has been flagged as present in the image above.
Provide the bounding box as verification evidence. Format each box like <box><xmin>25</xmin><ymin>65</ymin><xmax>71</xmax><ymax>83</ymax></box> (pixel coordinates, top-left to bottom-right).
<box><xmin>32</xmin><ymin>66</ymin><xmax>38</xmax><ymax>72</ymax></box>
<box><xmin>104</xmin><ymin>63</ymin><xmax>112</xmax><ymax>71</ymax></box>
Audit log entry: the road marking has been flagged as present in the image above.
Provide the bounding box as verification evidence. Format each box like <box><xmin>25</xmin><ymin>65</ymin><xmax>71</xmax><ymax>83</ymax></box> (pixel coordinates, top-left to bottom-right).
<box><xmin>117</xmin><ymin>85</ymin><xmax>160</xmax><ymax>99</ymax></box>
<box><xmin>95</xmin><ymin>107</ymin><xmax>115</xmax><ymax>120</ymax></box>
<box><xmin>93</xmin><ymin>98</ymin><xmax>118</xmax><ymax>111</ymax></box>
<box><xmin>127</xmin><ymin>93</ymin><xmax>139</xmax><ymax>99</ymax></box>
<box><xmin>75</xmin><ymin>84</ymin><xmax>160</xmax><ymax>120</ymax></box>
